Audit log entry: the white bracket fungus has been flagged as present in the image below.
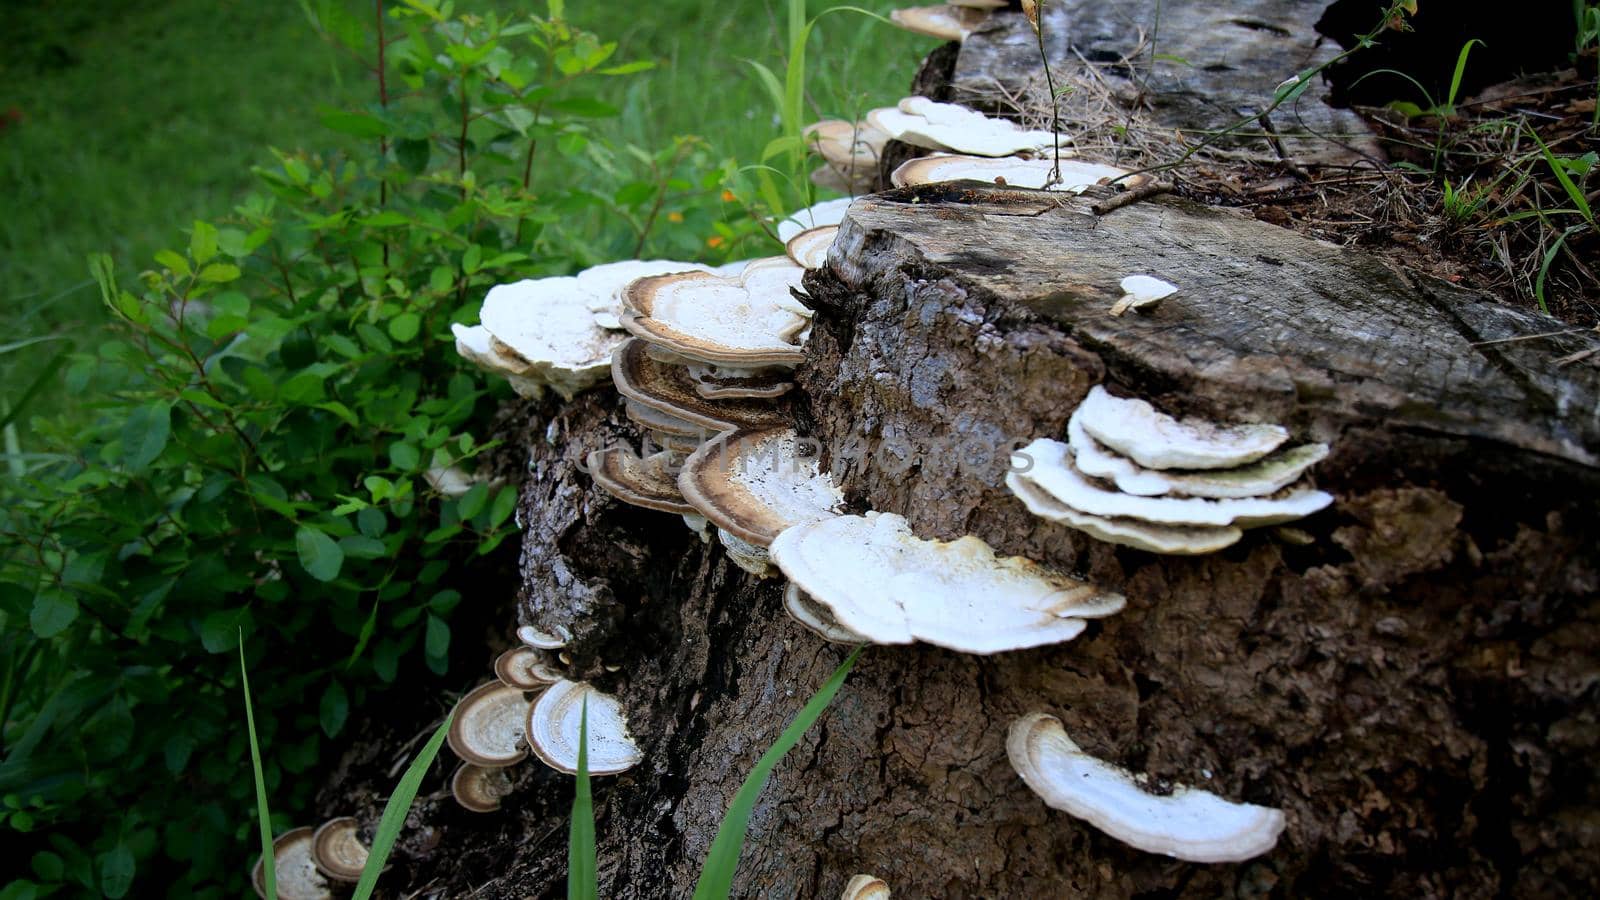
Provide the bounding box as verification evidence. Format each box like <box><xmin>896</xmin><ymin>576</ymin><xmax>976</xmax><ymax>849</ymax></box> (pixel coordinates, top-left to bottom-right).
<box><xmin>1007</xmin><ymin>470</ymin><xmax>1244</xmax><ymax>555</ymax></box>
<box><xmin>684</xmin><ymin>360</ymin><xmax>795</xmax><ymax>400</ymax></box>
<box><xmin>252</xmin><ymin>827</ymin><xmax>331</xmax><ymax>900</ymax></box>
<box><xmin>776</xmin><ymin>197</ymin><xmax>855</xmax><ymax>243</ymax></box>
<box><xmin>678</xmin><ymin>428</ymin><xmax>846</xmax><ymax>547</ymax></box>
<box><xmin>517</xmin><ymin>623</ymin><xmax>570</xmax><ymax>650</ymax></box>
<box><xmin>1007</xmin><ymin>713</ymin><xmax>1287</xmax><ymax>863</ymax></box>
<box><xmin>494</xmin><ymin>646</ymin><xmax>564</xmax><ymax>690</ymax></box>
<box><xmin>892</xmin><ymin>154</ymin><xmax>1136</xmax><ymax>193</ymax></box>
<box><xmin>526</xmin><ymin>680</ymin><xmax>643</xmax><ymax>776</ymax></box>
<box><xmin>1076</xmin><ymin>385</ymin><xmax>1289</xmax><ymax>470</ymax></box>
<box><xmin>447</xmin><ymin>681</ymin><xmax>533</xmax><ymax>768</ymax></box>
<box><xmin>785</xmin><ymin>225</ymin><xmax>838</xmax><ymax>271</ymax></box>
<box><xmin>718</xmin><ymin>528</ymin><xmax>780</xmax><ymax>578</ymax></box>
<box><xmin>1069</xmin><ymin>409</ymin><xmax>1330</xmax><ymax>499</ymax></box>
<box><xmin>805</xmin><ymin>120</ymin><xmax>889</xmax><ymax>170</ymax></box>
<box><xmin>784</xmin><ymin>583</ymin><xmax>869</xmax><ymax>644</ymax></box>
<box><xmin>889</xmin><ymin>4</ymin><xmax>990</xmax><ymax>41</ymax></box>
<box><xmin>868</xmin><ymin>97</ymin><xmax>1061</xmax><ymax>157</ymax></box>
<box><xmin>451</xmin><ymin>762</ymin><xmax>516</xmax><ymax>813</ymax></box>
<box><xmin>1109</xmin><ymin>275</ymin><xmax>1179</xmax><ymax>317</ymax></box>
<box><xmin>623</xmin><ymin>261</ymin><xmax>811</xmax><ymax>367</ymax></box>
<box><xmin>770</xmin><ymin>512</ymin><xmax>1124</xmax><ymax>654</ymax></box>
<box><xmin>612</xmin><ymin>338</ymin><xmax>790</xmax><ymax>432</ymax></box>
<box><xmin>310</xmin><ymin>817</ymin><xmax>368</xmax><ymax>884</ymax></box>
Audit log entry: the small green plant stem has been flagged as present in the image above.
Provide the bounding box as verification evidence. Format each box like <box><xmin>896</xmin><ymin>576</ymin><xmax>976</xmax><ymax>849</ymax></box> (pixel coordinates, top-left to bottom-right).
<box><xmin>1033</xmin><ymin>3</ymin><xmax>1063</xmax><ymax>185</ymax></box>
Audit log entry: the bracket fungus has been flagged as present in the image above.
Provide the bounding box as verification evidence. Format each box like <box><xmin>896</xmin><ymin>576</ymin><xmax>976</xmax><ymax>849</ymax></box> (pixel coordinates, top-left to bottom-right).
<box><xmin>684</xmin><ymin>360</ymin><xmax>794</xmax><ymax>400</ymax></box>
<box><xmin>776</xmin><ymin>197</ymin><xmax>855</xmax><ymax>243</ymax></box>
<box><xmin>526</xmin><ymin>680</ymin><xmax>643</xmax><ymax>776</ymax></box>
<box><xmin>718</xmin><ymin>529</ymin><xmax>779</xmax><ymax>578</ymax></box>
<box><xmin>770</xmin><ymin>512</ymin><xmax>1124</xmax><ymax>653</ymax></box>
<box><xmin>623</xmin><ymin>262</ymin><xmax>811</xmax><ymax>367</ymax></box>
<box><xmin>252</xmin><ymin>827</ymin><xmax>331</xmax><ymax>900</ymax></box>
<box><xmin>868</xmin><ymin>97</ymin><xmax>1060</xmax><ymax>157</ymax></box>
<box><xmin>1109</xmin><ymin>275</ymin><xmax>1179</xmax><ymax>317</ymax></box>
<box><xmin>494</xmin><ymin>646</ymin><xmax>564</xmax><ymax>690</ymax></box>
<box><xmin>1007</xmin><ymin>713</ymin><xmax>1287</xmax><ymax>863</ymax></box>
<box><xmin>842</xmin><ymin>874</ymin><xmax>893</xmax><ymax>900</ymax></box>
<box><xmin>785</xmin><ymin>225</ymin><xmax>838</xmax><ymax>270</ymax></box>
<box><xmin>1076</xmin><ymin>385</ymin><xmax>1289</xmax><ymax>470</ymax></box>
<box><xmin>587</xmin><ymin>446</ymin><xmax>698</xmax><ymax>516</ymax></box>
<box><xmin>447</xmin><ymin>681</ymin><xmax>533</xmax><ymax>768</ymax></box>
<box><xmin>889</xmin><ymin>4</ymin><xmax>990</xmax><ymax>41</ymax></box>
<box><xmin>517</xmin><ymin>623</ymin><xmax>570</xmax><ymax>650</ymax></box>
<box><xmin>1007</xmin><ymin>470</ymin><xmax>1244</xmax><ymax>556</ymax></box>
<box><xmin>892</xmin><ymin>154</ymin><xmax>1136</xmax><ymax>193</ymax></box>
<box><xmin>452</xmin><ymin>762</ymin><xmax>517</xmax><ymax>813</ymax></box>
<box><xmin>679</xmin><ymin>428</ymin><xmax>845</xmax><ymax>547</ymax></box>
<box><xmin>612</xmin><ymin>338</ymin><xmax>790</xmax><ymax>431</ymax></box>
<box><xmin>784</xmin><ymin>583</ymin><xmax>868</xmax><ymax>644</ymax></box>
<box><xmin>310</xmin><ymin>817</ymin><xmax>368</xmax><ymax>884</ymax></box>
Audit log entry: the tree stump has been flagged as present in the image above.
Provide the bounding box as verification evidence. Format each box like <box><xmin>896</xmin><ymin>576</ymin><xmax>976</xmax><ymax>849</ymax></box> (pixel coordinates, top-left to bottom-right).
<box><xmin>318</xmin><ymin>9</ymin><xmax>1600</xmax><ymax>900</ymax></box>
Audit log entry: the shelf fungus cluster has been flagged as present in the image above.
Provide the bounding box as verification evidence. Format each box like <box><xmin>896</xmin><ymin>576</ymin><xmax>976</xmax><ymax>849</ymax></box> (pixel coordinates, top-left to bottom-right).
<box><xmin>453</xmin><ymin>258</ymin><xmax>714</xmax><ymax>399</ymax></box>
<box><xmin>889</xmin><ymin>2</ymin><xmax>1001</xmax><ymax>42</ymax></box>
<box><xmin>892</xmin><ymin>154</ymin><xmax>1137</xmax><ymax>194</ymax></box>
<box><xmin>1008</xmin><ymin>386</ymin><xmax>1332</xmax><ymax>554</ymax></box>
<box><xmin>805</xmin><ymin>119</ymin><xmax>889</xmax><ymax>193</ymax></box>
<box><xmin>1007</xmin><ymin>714</ymin><xmax>1287</xmax><ymax>863</ymax></box>
<box><xmin>770</xmin><ymin>512</ymin><xmax>1124</xmax><ymax>653</ymax></box>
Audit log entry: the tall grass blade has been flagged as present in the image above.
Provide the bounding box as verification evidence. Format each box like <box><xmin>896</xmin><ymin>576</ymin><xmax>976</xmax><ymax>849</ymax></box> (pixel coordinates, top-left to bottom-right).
<box><xmin>690</xmin><ymin>647</ymin><xmax>862</xmax><ymax>900</ymax></box>
<box><xmin>239</xmin><ymin>633</ymin><xmax>276</xmax><ymax>900</ymax></box>
<box><xmin>352</xmin><ymin>710</ymin><xmax>454</xmax><ymax>900</ymax></box>
<box><xmin>1534</xmin><ymin>225</ymin><xmax>1580</xmax><ymax>314</ymax></box>
<box><xmin>1444</xmin><ymin>39</ymin><xmax>1483</xmax><ymax>112</ymax></box>
<box><xmin>1531</xmin><ymin>130</ymin><xmax>1596</xmax><ymax>226</ymax></box>
<box><xmin>567</xmin><ymin>698</ymin><xmax>598</xmax><ymax>900</ymax></box>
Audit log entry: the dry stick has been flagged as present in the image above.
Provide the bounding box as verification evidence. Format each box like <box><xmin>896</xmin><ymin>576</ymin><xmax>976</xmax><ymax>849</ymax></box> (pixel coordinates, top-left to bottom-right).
<box><xmin>1091</xmin><ymin>180</ymin><xmax>1172</xmax><ymax>215</ymax></box>
<box><xmin>1031</xmin><ymin>2</ymin><xmax>1063</xmax><ymax>187</ymax></box>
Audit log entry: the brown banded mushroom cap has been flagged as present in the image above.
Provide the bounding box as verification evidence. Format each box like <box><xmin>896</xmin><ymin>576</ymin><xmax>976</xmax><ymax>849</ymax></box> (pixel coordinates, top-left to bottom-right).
<box><xmin>769</xmin><ymin>512</ymin><xmax>1125</xmax><ymax>654</ymax></box>
<box><xmin>804</xmin><ymin>119</ymin><xmax>889</xmax><ymax>169</ymax></box>
<box><xmin>612</xmin><ymin>338</ymin><xmax>791</xmax><ymax>432</ymax></box>
<box><xmin>1069</xmin><ymin>408</ymin><xmax>1331</xmax><ymax>499</ymax></box>
<box><xmin>684</xmin><ymin>361</ymin><xmax>794</xmax><ymax>400</ymax></box>
<box><xmin>1007</xmin><ymin>713</ymin><xmax>1287</xmax><ymax>863</ymax></box>
<box><xmin>867</xmin><ymin>97</ymin><xmax>1060</xmax><ymax>157</ymax></box>
<box><xmin>574</xmin><ymin>259</ymin><xmax>714</xmax><ymax>329</ymax></box>
<box><xmin>309</xmin><ymin>817</ymin><xmax>368</xmax><ymax>884</ymax></box>
<box><xmin>624</xmin><ymin>398</ymin><xmax>708</xmax><ymax>438</ymax></box>
<box><xmin>889</xmin><ymin>4</ymin><xmax>989</xmax><ymax>41</ymax></box>
<box><xmin>517</xmin><ymin>623</ymin><xmax>570</xmax><ymax>650</ymax></box>
<box><xmin>650</xmin><ymin>429</ymin><xmax>706</xmax><ymax>455</ymax></box>
<box><xmin>1014</xmin><ymin>438</ymin><xmax>1332</xmax><ymax>528</ymax></box>
<box><xmin>892</xmin><ymin>155</ymin><xmax>1140</xmax><ymax>193</ymax></box>
<box><xmin>776</xmin><ymin>197</ymin><xmax>855</xmax><ymax>243</ymax></box>
<box><xmin>494</xmin><ymin>646</ymin><xmax>564</xmax><ymax>690</ymax></box>
<box><xmin>252</xmin><ymin>827</ymin><xmax>331</xmax><ymax>900</ymax></box>
<box><xmin>447</xmin><ymin>681</ymin><xmax>533</xmax><ymax>768</ymax></box>
<box><xmin>842</xmin><ymin>874</ymin><xmax>893</xmax><ymax>900</ymax></box>
<box><xmin>1006</xmin><ymin>468</ymin><xmax>1243</xmax><ymax>555</ymax></box>
<box><xmin>785</xmin><ymin>226</ymin><xmax>838</xmax><ymax>270</ymax></box>
<box><xmin>1076</xmin><ymin>385</ymin><xmax>1289</xmax><ymax>470</ymax></box>
<box><xmin>451</xmin><ymin>762</ymin><xmax>516</xmax><ymax>813</ymax></box>
<box><xmin>679</xmin><ymin>428</ymin><xmax>845</xmax><ymax>547</ymax></box>
<box><xmin>784</xmin><ymin>583</ymin><xmax>868</xmax><ymax>644</ymax></box>
<box><xmin>526</xmin><ymin>680</ymin><xmax>643</xmax><ymax>775</ymax></box>
<box><xmin>587</xmin><ymin>446</ymin><xmax>698</xmax><ymax>516</ymax></box>
<box><xmin>622</xmin><ymin>266</ymin><xmax>810</xmax><ymax>367</ymax></box>
<box><xmin>718</xmin><ymin>528</ymin><xmax>779</xmax><ymax>577</ymax></box>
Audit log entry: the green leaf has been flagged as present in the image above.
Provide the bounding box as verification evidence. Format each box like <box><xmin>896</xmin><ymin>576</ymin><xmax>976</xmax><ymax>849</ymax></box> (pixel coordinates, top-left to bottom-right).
<box><xmin>388</xmin><ymin>312</ymin><xmax>421</xmax><ymax>343</ymax></box>
<box><xmin>488</xmin><ymin>484</ymin><xmax>518</xmax><ymax>529</ymax></box>
<box><xmin>389</xmin><ymin>441</ymin><xmax>421</xmax><ymax>470</ymax></box>
<box><xmin>457</xmin><ymin>482</ymin><xmax>489</xmax><ymax>519</ymax></box>
<box><xmin>121</xmin><ymin>401</ymin><xmax>172</xmax><ymax>471</ymax></box>
<box><xmin>691</xmin><ymin>647</ymin><xmax>861</xmax><ymax>899</ymax></box>
<box><xmin>320</xmin><ymin>680</ymin><xmax>349</xmax><ymax>738</ymax></box>
<box><xmin>395</xmin><ymin>138</ymin><xmax>431</xmax><ymax>175</ymax></box>
<box><xmin>568</xmin><ymin>698</ymin><xmax>598</xmax><ymax>900</ymax></box>
<box><xmin>549</xmin><ymin>97</ymin><xmax>619</xmax><ymax>118</ymax></box>
<box><xmin>424</xmin><ymin>614</ymin><xmax>450</xmax><ymax>660</ymax></box>
<box><xmin>461</xmin><ymin>244</ymin><xmax>483</xmax><ymax>274</ymax></box>
<box><xmin>154</xmin><ymin>249</ymin><xmax>190</xmax><ymax>276</ymax></box>
<box><xmin>240</xmin><ymin>635</ymin><xmax>276</xmax><ymax>900</ymax></box>
<box><xmin>295</xmin><ymin>525</ymin><xmax>345</xmax><ymax>582</ymax></box>
<box><xmin>30</xmin><ymin>591</ymin><xmax>79</xmax><ymax>638</ymax></box>
<box><xmin>351</xmin><ymin>713</ymin><xmax>453</xmax><ymax>900</ymax></box>
<box><xmin>97</xmin><ymin>844</ymin><xmax>135</xmax><ymax>899</ymax></box>
<box><xmin>190</xmin><ymin>221</ymin><xmax>219</xmax><ymax>265</ymax></box>
<box><xmin>198</xmin><ymin>263</ymin><xmax>242</xmax><ymax>283</ymax></box>
<box><xmin>320</xmin><ymin>107</ymin><xmax>391</xmax><ymax>138</ymax></box>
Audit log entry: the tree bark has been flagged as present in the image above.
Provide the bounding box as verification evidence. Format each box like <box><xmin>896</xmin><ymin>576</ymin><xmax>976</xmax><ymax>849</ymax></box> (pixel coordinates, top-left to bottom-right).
<box><xmin>318</xmin><ymin>6</ymin><xmax>1600</xmax><ymax>899</ymax></box>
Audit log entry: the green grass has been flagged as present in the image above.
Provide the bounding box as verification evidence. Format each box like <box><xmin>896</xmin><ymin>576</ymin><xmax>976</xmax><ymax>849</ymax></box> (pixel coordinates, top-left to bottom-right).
<box><xmin>1</xmin><ymin>0</ymin><xmax>922</xmax><ymax>423</ymax></box>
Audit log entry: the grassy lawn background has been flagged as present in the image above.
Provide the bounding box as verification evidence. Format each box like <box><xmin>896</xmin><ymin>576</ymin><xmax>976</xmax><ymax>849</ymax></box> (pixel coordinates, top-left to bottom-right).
<box><xmin>1</xmin><ymin>0</ymin><xmax>924</xmax><ymax>423</ymax></box>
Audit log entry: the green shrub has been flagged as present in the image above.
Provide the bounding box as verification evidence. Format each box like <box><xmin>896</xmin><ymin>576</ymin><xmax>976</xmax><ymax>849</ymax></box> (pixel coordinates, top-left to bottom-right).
<box><xmin>0</xmin><ymin>3</ymin><xmax>763</xmax><ymax>895</ymax></box>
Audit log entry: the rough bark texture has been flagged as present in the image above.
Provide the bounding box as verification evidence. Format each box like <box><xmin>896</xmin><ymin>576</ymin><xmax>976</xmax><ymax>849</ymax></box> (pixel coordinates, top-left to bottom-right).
<box><xmin>314</xmin><ymin>7</ymin><xmax>1600</xmax><ymax>899</ymax></box>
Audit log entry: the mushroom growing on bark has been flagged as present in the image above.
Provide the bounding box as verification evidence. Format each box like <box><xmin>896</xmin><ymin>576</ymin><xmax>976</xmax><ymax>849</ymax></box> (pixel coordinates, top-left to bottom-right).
<box><xmin>526</xmin><ymin>680</ymin><xmax>643</xmax><ymax>775</ymax></box>
<box><xmin>612</xmin><ymin>338</ymin><xmax>791</xmax><ymax>432</ymax></box>
<box><xmin>623</xmin><ymin>262</ymin><xmax>811</xmax><ymax>367</ymax></box>
<box><xmin>776</xmin><ymin>197</ymin><xmax>856</xmax><ymax>243</ymax></box>
<box><xmin>1109</xmin><ymin>275</ymin><xmax>1179</xmax><ymax>316</ymax></box>
<box><xmin>889</xmin><ymin>4</ymin><xmax>990</xmax><ymax>41</ymax></box>
<box><xmin>517</xmin><ymin>623</ymin><xmax>570</xmax><ymax>650</ymax></box>
<box><xmin>868</xmin><ymin>97</ymin><xmax>1060</xmax><ymax>157</ymax></box>
<box><xmin>678</xmin><ymin>427</ymin><xmax>845</xmax><ymax>547</ymax></box>
<box><xmin>1075</xmin><ymin>385</ymin><xmax>1288</xmax><ymax>470</ymax></box>
<box><xmin>451</xmin><ymin>762</ymin><xmax>517</xmax><ymax>813</ymax></box>
<box><xmin>770</xmin><ymin>512</ymin><xmax>1124</xmax><ymax>653</ymax></box>
<box><xmin>1007</xmin><ymin>713</ymin><xmax>1287</xmax><ymax>863</ymax></box>
<box><xmin>892</xmin><ymin>154</ymin><xmax>1136</xmax><ymax>192</ymax></box>
<box><xmin>447</xmin><ymin>681</ymin><xmax>534</xmax><ymax>768</ymax></box>
<box><xmin>784</xmin><ymin>583</ymin><xmax>868</xmax><ymax>644</ymax></box>
<box><xmin>252</xmin><ymin>827</ymin><xmax>332</xmax><ymax>900</ymax></box>
<box><xmin>841</xmin><ymin>874</ymin><xmax>893</xmax><ymax>900</ymax></box>
<box><xmin>494</xmin><ymin>646</ymin><xmax>564</xmax><ymax>690</ymax></box>
<box><xmin>785</xmin><ymin>226</ymin><xmax>838</xmax><ymax>270</ymax></box>
<box><xmin>310</xmin><ymin>817</ymin><xmax>368</xmax><ymax>884</ymax></box>
<box><xmin>587</xmin><ymin>446</ymin><xmax>698</xmax><ymax>516</ymax></box>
